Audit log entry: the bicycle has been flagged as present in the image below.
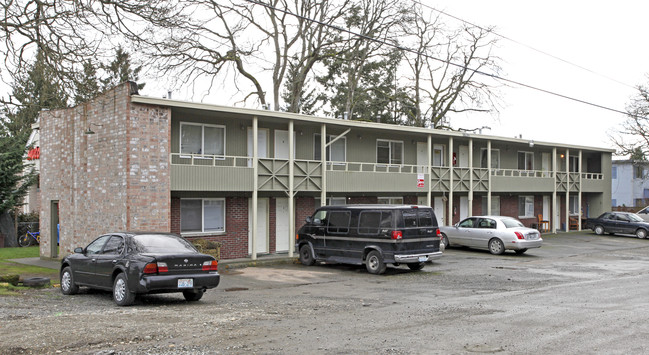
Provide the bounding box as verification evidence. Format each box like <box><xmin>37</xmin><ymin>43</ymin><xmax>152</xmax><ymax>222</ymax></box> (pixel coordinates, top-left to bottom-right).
<box><xmin>18</xmin><ymin>227</ymin><xmax>40</xmax><ymax>247</ymax></box>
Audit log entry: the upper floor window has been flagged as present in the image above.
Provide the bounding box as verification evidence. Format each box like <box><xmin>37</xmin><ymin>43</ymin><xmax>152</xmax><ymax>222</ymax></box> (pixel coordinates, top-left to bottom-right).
<box><xmin>634</xmin><ymin>165</ymin><xmax>644</xmax><ymax>179</ymax></box>
<box><xmin>314</xmin><ymin>134</ymin><xmax>346</xmax><ymax>162</ymax></box>
<box><xmin>377</xmin><ymin>139</ymin><xmax>403</xmax><ymax>165</ymax></box>
<box><xmin>433</xmin><ymin>144</ymin><xmax>445</xmax><ymax>166</ymax></box>
<box><xmin>612</xmin><ymin>166</ymin><xmax>617</xmax><ymax>179</ymax></box>
<box><xmin>569</xmin><ymin>155</ymin><xmax>579</xmax><ymax>172</ymax></box>
<box><xmin>480</xmin><ymin>148</ymin><xmax>500</xmax><ymax>169</ymax></box>
<box><xmin>180</xmin><ymin>123</ymin><xmax>225</xmax><ymax>156</ymax></box>
<box><xmin>518</xmin><ymin>151</ymin><xmax>534</xmax><ymax>170</ymax></box>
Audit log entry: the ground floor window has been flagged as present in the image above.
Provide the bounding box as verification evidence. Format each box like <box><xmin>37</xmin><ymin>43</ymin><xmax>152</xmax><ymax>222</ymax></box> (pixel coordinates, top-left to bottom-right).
<box><xmin>378</xmin><ymin>197</ymin><xmax>403</xmax><ymax>204</ymax></box>
<box><xmin>181</xmin><ymin>198</ymin><xmax>225</xmax><ymax>233</ymax></box>
<box><xmin>481</xmin><ymin>196</ymin><xmax>500</xmax><ymax>215</ymax></box>
<box><xmin>315</xmin><ymin>197</ymin><xmax>347</xmax><ymax>208</ymax></box>
<box><xmin>569</xmin><ymin>195</ymin><xmax>579</xmax><ymax>214</ymax></box>
<box><xmin>518</xmin><ymin>196</ymin><xmax>534</xmax><ymax>218</ymax></box>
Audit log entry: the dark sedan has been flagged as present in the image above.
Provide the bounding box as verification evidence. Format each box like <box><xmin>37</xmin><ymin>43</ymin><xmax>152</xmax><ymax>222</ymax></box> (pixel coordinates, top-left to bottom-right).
<box><xmin>585</xmin><ymin>212</ymin><xmax>649</xmax><ymax>239</ymax></box>
<box><xmin>60</xmin><ymin>232</ymin><xmax>220</xmax><ymax>306</ymax></box>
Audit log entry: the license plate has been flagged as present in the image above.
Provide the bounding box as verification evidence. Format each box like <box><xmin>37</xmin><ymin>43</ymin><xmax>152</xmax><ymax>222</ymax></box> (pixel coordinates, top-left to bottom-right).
<box><xmin>418</xmin><ymin>256</ymin><xmax>428</xmax><ymax>262</ymax></box>
<box><xmin>178</xmin><ymin>278</ymin><xmax>193</xmax><ymax>288</ymax></box>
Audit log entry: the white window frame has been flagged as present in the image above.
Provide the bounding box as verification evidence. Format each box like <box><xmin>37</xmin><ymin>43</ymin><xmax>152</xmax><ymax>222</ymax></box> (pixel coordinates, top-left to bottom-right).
<box><xmin>376</xmin><ymin>139</ymin><xmax>404</xmax><ymax>166</ymax></box>
<box><xmin>518</xmin><ymin>151</ymin><xmax>534</xmax><ymax>171</ymax></box>
<box><xmin>180</xmin><ymin>198</ymin><xmax>226</xmax><ymax>234</ymax></box>
<box><xmin>180</xmin><ymin>122</ymin><xmax>226</xmax><ymax>159</ymax></box>
<box><xmin>518</xmin><ymin>195</ymin><xmax>534</xmax><ymax>218</ymax></box>
<box><xmin>480</xmin><ymin>148</ymin><xmax>500</xmax><ymax>169</ymax></box>
<box><xmin>377</xmin><ymin>197</ymin><xmax>403</xmax><ymax>205</ymax></box>
<box><xmin>314</xmin><ymin>134</ymin><xmax>347</xmax><ymax>163</ymax></box>
<box><xmin>569</xmin><ymin>195</ymin><xmax>579</xmax><ymax>214</ymax></box>
<box><xmin>432</xmin><ymin>144</ymin><xmax>445</xmax><ymax>167</ymax></box>
<box><xmin>569</xmin><ymin>155</ymin><xmax>579</xmax><ymax>172</ymax></box>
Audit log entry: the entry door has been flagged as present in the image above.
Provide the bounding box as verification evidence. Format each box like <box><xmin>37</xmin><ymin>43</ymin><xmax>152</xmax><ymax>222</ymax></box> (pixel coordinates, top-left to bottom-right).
<box><xmin>275</xmin><ymin>198</ymin><xmax>290</xmax><ymax>252</ymax></box>
<box><xmin>274</xmin><ymin>130</ymin><xmax>296</xmax><ymax>159</ymax></box>
<box><xmin>459</xmin><ymin>145</ymin><xmax>469</xmax><ymax>168</ymax></box>
<box><xmin>460</xmin><ymin>196</ymin><xmax>469</xmax><ymax>220</ymax></box>
<box><xmin>417</xmin><ymin>142</ymin><xmax>428</xmax><ymax>173</ymax></box>
<box><xmin>542</xmin><ymin>153</ymin><xmax>550</xmax><ymax>176</ymax></box>
<box><xmin>247</xmin><ymin>128</ymin><xmax>268</xmax><ymax>167</ymax></box>
<box><xmin>434</xmin><ymin>197</ymin><xmax>446</xmax><ymax>226</ymax></box>
<box><xmin>248</xmin><ymin>198</ymin><xmax>269</xmax><ymax>255</ymax></box>
<box><xmin>543</xmin><ymin>196</ymin><xmax>550</xmax><ymax>221</ymax></box>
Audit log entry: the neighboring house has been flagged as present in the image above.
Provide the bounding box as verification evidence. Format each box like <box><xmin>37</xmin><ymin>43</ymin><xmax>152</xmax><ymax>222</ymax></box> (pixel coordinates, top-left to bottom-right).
<box><xmin>23</xmin><ymin>122</ymin><xmax>41</xmax><ymax>215</ymax></box>
<box><xmin>611</xmin><ymin>160</ymin><xmax>649</xmax><ymax>208</ymax></box>
<box><xmin>38</xmin><ymin>82</ymin><xmax>613</xmax><ymax>260</ymax></box>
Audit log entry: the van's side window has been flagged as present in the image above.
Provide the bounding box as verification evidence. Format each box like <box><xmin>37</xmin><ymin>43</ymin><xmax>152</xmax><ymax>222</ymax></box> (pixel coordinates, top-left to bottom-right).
<box><xmin>418</xmin><ymin>209</ymin><xmax>434</xmax><ymax>227</ymax></box>
<box><xmin>380</xmin><ymin>211</ymin><xmax>392</xmax><ymax>229</ymax></box>
<box><xmin>402</xmin><ymin>210</ymin><xmax>418</xmax><ymax>228</ymax></box>
<box><xmin>312</xmin><ymin>210</ymin><xmax>327</xmax><ymax>225</ymax></box>
<box><xmin>358</xmin><ymin>211</ymin><xmax>381</xmax><ymax>235</ymax></box>
<box><xmin>327</xmin><ymin>211</ymin><xmax>351</xmax><ymax>234</ymax></box>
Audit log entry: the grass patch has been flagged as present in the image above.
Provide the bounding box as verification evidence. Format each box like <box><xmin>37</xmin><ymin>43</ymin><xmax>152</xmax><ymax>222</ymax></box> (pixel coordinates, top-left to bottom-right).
<box><xmin>0</xmin><ymin>247</ymin><xmax>59</xmax><ymax>293</ymax></box>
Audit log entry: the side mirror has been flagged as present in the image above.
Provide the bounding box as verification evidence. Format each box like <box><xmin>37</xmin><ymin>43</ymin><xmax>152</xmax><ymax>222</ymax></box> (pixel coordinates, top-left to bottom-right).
<box><xmin>305</xmin><ymin>216</ymin><xmax>313</xmax><ymax>224</ymax></box>
<box><xmin>74</xmin><ymin>247</ymin><xmax>84</xmax><ymax>254</ymax></box>
<box><xmin>313</xmin><ymin>218</ymin><xmax>322</xmax><ymax>226</ymax></box>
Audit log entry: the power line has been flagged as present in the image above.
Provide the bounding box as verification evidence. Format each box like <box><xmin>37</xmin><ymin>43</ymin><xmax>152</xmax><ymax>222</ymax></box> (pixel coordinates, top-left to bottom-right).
<box><xmin>415</xmin><ymin>1</ymin><xmax>637</xmax><ymax>90</ymax></box>
<box><xmin>243</xmin><ymin>0</ymin><xmax>631</xmax><ymax>117</ymax></box>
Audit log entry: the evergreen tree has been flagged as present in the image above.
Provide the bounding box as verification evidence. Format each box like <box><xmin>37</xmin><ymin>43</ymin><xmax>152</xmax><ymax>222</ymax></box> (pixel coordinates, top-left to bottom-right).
<box><xmin>101</xmin><ymin>46</ymin><xmax>145</xmax><ymax>91</ymax></box>
<box><xmin>75</xmin><ymin>60</ymin><xmax>101</xmax><ymax>104</ymax></box>
<box><xmin>0</xmin><ymin>134</ymin><xmax>35</xmax><ymax>213</ymax></box>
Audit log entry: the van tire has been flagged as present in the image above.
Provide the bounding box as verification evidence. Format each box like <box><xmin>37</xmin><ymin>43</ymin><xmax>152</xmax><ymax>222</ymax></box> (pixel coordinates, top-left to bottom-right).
<box><xmin>365</xmin><ymin>250</ymin><xmax>386</xmax><ymax>275</ymax></box>
<box><xmin>407</xmin><ymin>262</ymin><xmax>425</xmax><ymax>271</ymax></box>
<box><xmin>299</xmin><ymin>244</ymin><xmax>315</xmax><ymax>266</ymax></box>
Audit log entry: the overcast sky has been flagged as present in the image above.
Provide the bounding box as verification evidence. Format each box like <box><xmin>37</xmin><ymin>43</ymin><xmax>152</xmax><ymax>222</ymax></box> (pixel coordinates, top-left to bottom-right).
<box><xmin>430</xmin><ymin>0</ymin><xmax>649</xmax><ymax>151</ymax></box>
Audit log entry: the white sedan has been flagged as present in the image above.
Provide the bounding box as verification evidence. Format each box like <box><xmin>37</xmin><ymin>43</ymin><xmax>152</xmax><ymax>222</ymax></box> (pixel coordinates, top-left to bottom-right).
<box><xmin>440</xmin><ymin>216</ymin><xmax>542</xmax><ymax>255</ymax></box>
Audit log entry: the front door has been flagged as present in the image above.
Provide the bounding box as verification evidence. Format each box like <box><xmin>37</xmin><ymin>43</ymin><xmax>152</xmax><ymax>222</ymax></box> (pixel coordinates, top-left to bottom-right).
<box><xmin>542</xmin><ymin>152</ymin><xmax>550</xmax><ymax>177</ymax></box>
<box><xmin>459</xmin><ymin>145</ymin><xmax>469</xmax><ymax>168</ymax></box>
<box><xmin>434</xmin><ymin>197</ymin><xmax>446</xmax><ymax>226</ymax></box>
<box><xmin>94</xmin><ymin>235</ymin><xmax>125</xmax><ymax>288</ymax></box>
<box><xmin>274</xmin><ymin>130</ymin><xmax>296</xmax><ymax>159</ymax></box>
<box><xmin>460</xmin><ymin>196</ymin><xmax>469</xmax><ymax>221</ymax></box>
<box><xmin>417</xmin><ymin>142</ymin><xmax>428</xmax><ymax>173</ymax></box>
<box><xmin>275</xmin><ymin>198</ymin><xmax>290</xmax><ymax>252</ymax></box>
<box><xmin>248</xmin><ymin>198</ymin><xmax>269</xmax><ymax>255</ymax></box>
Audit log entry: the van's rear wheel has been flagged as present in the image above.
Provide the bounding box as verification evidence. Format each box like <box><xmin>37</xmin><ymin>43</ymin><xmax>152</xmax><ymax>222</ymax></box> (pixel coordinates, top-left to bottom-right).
<box><xmin>299</xmin><ymin>244</ymin><xmax>315</xmax><ymax>266</ymax></box>
<box><xmin>407</xmin><ymin>262</ymin><xmax>425</xmax><ymax>271</ymax></box>
<box><xmin>365</xmin><ymin>250</ymin><xmax>386</xmax><ymax>275</ymax></box>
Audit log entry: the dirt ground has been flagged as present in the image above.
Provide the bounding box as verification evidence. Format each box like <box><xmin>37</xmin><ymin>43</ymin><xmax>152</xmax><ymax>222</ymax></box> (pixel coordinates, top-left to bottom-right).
<box><xmin>2</xmin><ymin>232</ymin><xmax>649</xmax><ymax>354</ymax></box>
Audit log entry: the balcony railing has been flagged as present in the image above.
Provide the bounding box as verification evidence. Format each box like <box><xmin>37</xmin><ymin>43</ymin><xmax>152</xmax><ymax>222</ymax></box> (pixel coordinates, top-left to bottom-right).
<box><xmin>170</xmin><ymin>153</ymin><xmax>249</xmax><ymax>167</ymax></box>
<box><xmin>491</xmin><ymin>169</ymin><xmax>554</xmax><ymax>178</ymax></box>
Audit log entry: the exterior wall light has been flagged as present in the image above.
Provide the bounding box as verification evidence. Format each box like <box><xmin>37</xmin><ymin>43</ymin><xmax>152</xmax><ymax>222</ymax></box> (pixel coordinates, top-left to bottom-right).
<box><xmin>84</xmin><ymin>123</ymin><xmax>104</xmax><ymax>135</ymax></box>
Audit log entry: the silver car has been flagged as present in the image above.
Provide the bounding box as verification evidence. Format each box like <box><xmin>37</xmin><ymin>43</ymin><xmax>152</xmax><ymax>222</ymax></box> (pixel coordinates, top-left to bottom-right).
<box><xmin>440</xmin><ymin>216</ymin><xmax>542</xmax><ymax>255</ymax></box>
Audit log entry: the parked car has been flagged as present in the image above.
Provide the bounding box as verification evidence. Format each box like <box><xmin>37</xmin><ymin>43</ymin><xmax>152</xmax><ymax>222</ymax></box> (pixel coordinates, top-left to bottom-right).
<box><xmin>440</xmin><ymin>216</ymin><xmax>542</xmax><ymax>255</ymax></box>
<box><xmin>636</xmin><ymin>206</ymin><xmax>649</xmax><ymax>222</ymax></box>
<box><xmin>60</xmin><ymin>232</ymin><xmax>220</xmax><ymax>306</ymax></box>
<box><xmin>296</xmin><ymin>205</ymin><xmax>443</xmax><ymax>275</ymax></box>
<box><xmin>584</xmin><ymin>211</ymin><xmax>649</xmax><ymax>238</ymax></box>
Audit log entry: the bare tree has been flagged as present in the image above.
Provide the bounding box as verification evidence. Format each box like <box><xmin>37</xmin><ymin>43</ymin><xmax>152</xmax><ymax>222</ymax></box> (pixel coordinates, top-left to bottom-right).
<box><xmin>612</xmin><ymin>78</ymin><xmax>649</xmax><ymax>157</ymax></box>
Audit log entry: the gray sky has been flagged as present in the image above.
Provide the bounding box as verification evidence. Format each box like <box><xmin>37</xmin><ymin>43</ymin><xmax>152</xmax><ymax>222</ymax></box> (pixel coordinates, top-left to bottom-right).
<box><xmin>432</xmin><ymin>0</ymin><xmax>649</xmax><ymax>151</ymax></box>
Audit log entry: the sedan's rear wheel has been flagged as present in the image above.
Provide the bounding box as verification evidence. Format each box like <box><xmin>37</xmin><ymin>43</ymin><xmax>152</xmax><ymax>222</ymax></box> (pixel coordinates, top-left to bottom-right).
<box><xmin>515</xmin><ymin>249</ymin><xmax>528</xmax><ymax>255</ymax></box>
<box><xmin>183</xmin><ymin>289</ymin><xmax>204</xmax><ymax>302</ymax></box>
<box><xmin>113</xmin><ymin>273</ymin><xmax>135</xmax><ymax>306</ymax></box>
<box><xmin>594</xmin><ymin>225</ymin><xmax>604</xmax><ymax>235</ymax></box>
<box><xmin>488</xmin><ymin>238</ymin><xmax>505</xmax><ymax>255</ymax></box>
<box><xmin>60</xmin><ymin>267</ymin><xmax>78</xmax><ymax>295</ymax></box>
<box><xmin>441</xmin><ymin>233</ymin><xmax>450</xmax><ymax>248</ymax></box>
<box><xmin>636</xmin><ymin>229</ymin><xmax>647</xmax><ymax>239</ymax></box>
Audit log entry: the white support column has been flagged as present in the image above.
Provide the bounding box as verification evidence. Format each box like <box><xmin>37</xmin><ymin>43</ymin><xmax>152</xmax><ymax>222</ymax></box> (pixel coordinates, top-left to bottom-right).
<box><xmin>565</xmin><ymin>149</ymin><xmax>570</xmax><ymax>232</ymax></box>
<box><xmin>251</xmin><ymin>116</ymin><xmax>258</xmax><ymax>260</ymax></box>
<box><xmin>427</xmin><ymin>134</ymin><xmax>432</xmax><ymax>206</ymax></box>
<box><xmin>288</xmin><ymin>120</ymin><xmax>295</xmax><ymax>257</ymax></box>
<box><xmin>448</xmin><ymin>137</ymin><xmax>454</xmax><ymax>226</ymax></box>
<box><xmin>552</xmin><ymin>147</ymin><xmax>557</xmax><ymax>233</ymax></box>
<box><xmin>578</xmin><ymin>150</ymin><xmax>582</xmax><ymax>231</ymax></box>
<box><xmin>468</xmin><ymin>138</ymin><xmax>473</xmax><ymax>215</ymax></box>
<box><xmin>487</xmin><ymin>140</ymin><xmax>492</xmax><ymax>214</ymax></box>
<box><xmin>320</xmin><ymin>124</ymin><xmax>327</xmax><ymax>206</ymax></box>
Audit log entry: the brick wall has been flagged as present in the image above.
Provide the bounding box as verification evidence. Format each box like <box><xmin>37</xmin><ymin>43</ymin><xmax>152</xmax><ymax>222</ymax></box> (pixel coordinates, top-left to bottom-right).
<box><xmin>295</xmin><ymin>196</ymin><xmax>315</xmax><ymax>232</ymax></box>
<box><xmin>39</xmin><ymin>83</ymin><xmax>171</xmax><ymax>258</ymax></box>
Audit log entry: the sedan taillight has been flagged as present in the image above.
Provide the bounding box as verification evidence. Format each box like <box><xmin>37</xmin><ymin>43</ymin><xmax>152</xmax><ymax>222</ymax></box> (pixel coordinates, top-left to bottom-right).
<box><xmin>202</xmin><ymin>260</ymin><xmax>218</xmax><ymax>271</ymax></box>
<box><xmin>143</xmin><ymin>262</ymin><xmax>158</xmax><ymax>274</ymax></box>
<box><xmin>515</xmin><ymin>231</ymin><xmax>525</xmax><ymax>240</ymax></box>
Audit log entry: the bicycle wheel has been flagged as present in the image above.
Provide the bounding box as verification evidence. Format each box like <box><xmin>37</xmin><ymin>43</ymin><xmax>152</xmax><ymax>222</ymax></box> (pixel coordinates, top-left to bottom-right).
<box><xmin>18</xmin><ymin>234</ymin><xmax>32</xmax><ymax>247</ymax></box>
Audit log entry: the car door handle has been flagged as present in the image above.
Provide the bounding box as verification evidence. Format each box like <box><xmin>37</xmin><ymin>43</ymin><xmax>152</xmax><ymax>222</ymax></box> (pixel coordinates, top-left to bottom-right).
<box><xmin>91</xmin><ymin>258</ymin><xmax>96</xmax><ymax>262</ymax></box>
<box><xmin>112</xmin><ymin>260</ymin><xmax>117</xmax><ymax>264</ymax></box>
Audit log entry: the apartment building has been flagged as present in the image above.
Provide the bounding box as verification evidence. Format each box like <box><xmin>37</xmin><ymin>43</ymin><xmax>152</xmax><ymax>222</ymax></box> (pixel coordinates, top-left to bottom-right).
<box><xmin>38</xmin><ymin>82</ymin><xmax>613</xmax><ymax>259</ymax></box>
<box><xmin>611</xmin><ymin>160</ymin><xmax>649</xmax><ymax>208</ymax></box>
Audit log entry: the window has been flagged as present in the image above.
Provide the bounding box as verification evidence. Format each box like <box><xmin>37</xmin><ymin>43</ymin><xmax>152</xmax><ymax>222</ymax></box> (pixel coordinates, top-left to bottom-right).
<box><xmin>612</xmin><ymin>199</ymin><xmax>617</xmax><ymax>207</ymax></box>
<box><xmin>481</xmin><ymin>196</ymin><xmax>500</xmax><ymax>215</ymax></box>
<box><xmin>86</xmin><ymin>235</ymin><xmax>111</xmax><ymax>255</ymax></box>
<box><xmin>518</xmin><ymin>151</ymin><xmax>534</xmax><ymax>170</ymax></box>
<box><xmin>377</xmin><ymin>197</ymin><xmax>403</xmax><ymax>205</ymax></box>
<box><xmin>180</xmin><ymin>123</ymin><xmax>225</xmax><ymax>156</ymax></box>
<box><xmin>569</xmin><ymin>155</ymin><xmax>579</xmax><ymax>172</ymax></box>
<box><xmin>635</xmin><ymin>198</ymin><xmax>644</xmax><ymax>208</ymax></box>
<box><xmin>314</xmin><ymin>134</ymin><xmax>346</xmax><ymax>162</ymax></box>
<box><xmin>612</xmin><ymin>166</ymin><xmax>617</xmax><ymax>179</ymax></box>
<box><xmin>433</xmin><ymin>144</ymin><xmax>445</xmax><ymax>166</ymax></box>
<box><xmin>377</xmin><ymin>140</ymin><xmax>403</xmax><ymax>165</ymax></box>
<box><xmin>459</xmin><ymin>217</ymin><xmax>478</xmax><ymax>228</ymax></box>
<box><xmin>181</xmin><ymin>198</ymin><xmax>225</xmax><ymax>233</ymax></box>
<box><xmin>417</xmin><ymin>209</ymin><xmax>434</xmax><ymax>227</ymax></box>
<box><xmin>315</xmin><ymin>197</ymin><xmax>346</xmax><ymax>208</ymax></box>
<box><xmin>478</xmin><ymin>218</ymin><xmax>496</xmax><ymax>229</ymax></box>
<box><xmin>480</xmin><ymin>148</ymin><xmax>500</xmax><ymax>169</ymax></box>
<box><xmin>101</xmin><ymin>236</ymin><xmax>124</xmax><ymax>255</ymax></box>
<box><xmin>569</xmin><ymin>195</ymin><xmax>579</xmax><ymax>214</ymax></box>
<box><xmin>327</xmin><ymin>211</ymin><xmax>350</xmax><ymax>234</ymax></box>
<box><xmin>518</xmin><ymin>196</ymin><xmax>534</xmax><ymax>218</ymax></box>
<box><xmin>358</xmin><ymin>211</ymin><xmax>393</xmax><ymax>235</ymax></box>
<box><xmin>634</xmin><ymin>165</ymin><xmax>644</xmax><ymax>179</ymax></box>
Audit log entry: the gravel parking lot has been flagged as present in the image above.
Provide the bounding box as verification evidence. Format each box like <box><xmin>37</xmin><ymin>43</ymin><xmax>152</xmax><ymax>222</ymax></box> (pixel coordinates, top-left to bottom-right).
<box><xmin>2</xmin><ymin>231</ymin><xmax>649</xmax><ymax>354</ymax></box>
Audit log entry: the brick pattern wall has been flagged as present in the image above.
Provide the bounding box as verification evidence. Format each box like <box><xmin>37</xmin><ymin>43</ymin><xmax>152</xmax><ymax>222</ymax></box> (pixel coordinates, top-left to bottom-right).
<box><xmin>39</xmin><ymin>83</ymin><xmax>171</xmax><ymax>257</ymax></box>
<box><xmin>295</xmin><ymin>196</ymin><xmax>315</xmax><ymax>232</ymax></box>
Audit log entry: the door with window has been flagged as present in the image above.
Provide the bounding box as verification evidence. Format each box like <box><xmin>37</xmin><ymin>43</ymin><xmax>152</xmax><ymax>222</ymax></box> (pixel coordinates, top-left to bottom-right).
<box><xmin>247</xmin><ymin>128</ymin><xmax>268</xmax><ymax>167</ymax></box>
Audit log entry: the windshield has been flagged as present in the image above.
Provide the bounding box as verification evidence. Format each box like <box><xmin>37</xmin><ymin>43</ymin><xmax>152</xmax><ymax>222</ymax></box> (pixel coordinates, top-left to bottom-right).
<box><xmin>628</xmin><ymin>213</ymin><xmax>644</xmax><ymax>222</ymax></box>
<box><xmin>131</xmin><ymin>234</ymin><xmax>197</xmax><ymax>253</ymax></box>
<box><xmin>501</xmin><ymin>218</ymin><xmax>524</xmax><ymax>228</ymax></box>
